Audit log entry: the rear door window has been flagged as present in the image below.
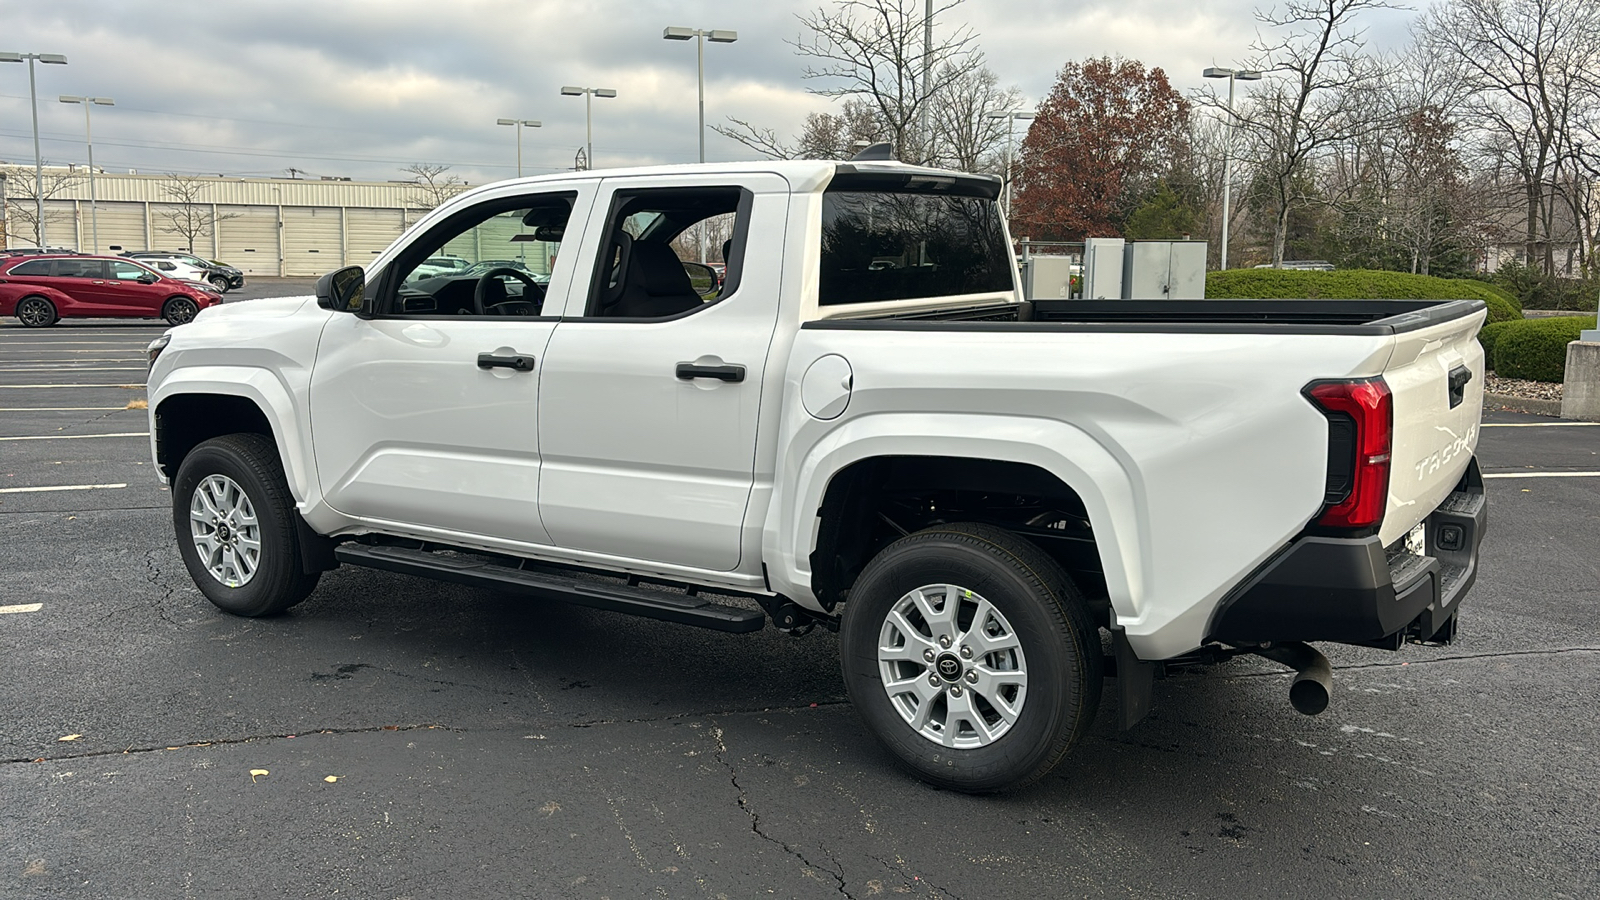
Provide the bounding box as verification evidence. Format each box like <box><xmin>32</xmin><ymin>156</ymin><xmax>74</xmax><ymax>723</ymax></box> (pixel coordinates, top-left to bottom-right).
<box><xmin>819</xmin><ymin>185</ymin><xmax>1012</xmax><ymax>306</ymax></box>
<box><xmin>56</xmin><ymin>259</ymin><xmax>107</xmax><ymax>279</ymax></box>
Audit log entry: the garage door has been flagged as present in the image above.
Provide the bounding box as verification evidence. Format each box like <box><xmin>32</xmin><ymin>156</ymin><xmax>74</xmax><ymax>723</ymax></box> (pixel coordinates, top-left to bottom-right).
<box><xmin>93</xmin><ymin>201</ymin><xmax>152</xmax><ymax>255</ymax></box>
<box><xmin>283</xmin><ymin>206</ymin><xmax>343</xmax><ymax>276</ymax></box>
<box><xmin>346</xmin><ymin>208</ymin><xmax>407</xmax><ymax>265</ymax></box>
<box><xmin>216</xmin><ymin>206</ymin><xmax>281</xmax><ymax>275</ymax></box>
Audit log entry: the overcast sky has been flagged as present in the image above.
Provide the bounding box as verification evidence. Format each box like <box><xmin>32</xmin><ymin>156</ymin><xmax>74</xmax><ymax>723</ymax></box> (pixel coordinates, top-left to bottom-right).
<box><xmin>0</xmin><ymin>0</ymin><xmax>1425</xmax><ymax>186</ymax></box>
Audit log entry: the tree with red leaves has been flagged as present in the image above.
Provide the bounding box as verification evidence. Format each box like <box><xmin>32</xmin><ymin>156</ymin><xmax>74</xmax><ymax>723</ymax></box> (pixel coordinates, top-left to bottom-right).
<box><xmin>1010</xmin><ymin>57</ymin><xmax>1190</xmax><ymax>242</ymax></box>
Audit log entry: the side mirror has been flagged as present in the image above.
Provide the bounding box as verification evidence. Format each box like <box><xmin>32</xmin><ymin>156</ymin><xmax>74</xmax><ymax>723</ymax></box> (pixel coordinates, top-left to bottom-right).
<box><xmin>138</xmin><ymin>273</ymin><xmax>159</xmax><ymax>284</ymax></box>
<box><xmin>316</xmin><ymin>266</ymin><xmax>366</xmax><ymax>313</ymax></box>
<box><xmin>682</xmin><ymin>261</ymin><xmax>719</xmax><ymax>298</ymax></box>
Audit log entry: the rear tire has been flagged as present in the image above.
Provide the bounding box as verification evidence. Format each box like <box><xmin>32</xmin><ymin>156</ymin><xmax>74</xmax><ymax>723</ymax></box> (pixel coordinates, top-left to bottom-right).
<box><xmin>16</xmin><ymin>296</ymin><xmax>57</xmax><ymax>327</ymax></box>
<box><xmin>172</xmin><ymin>433</ymin><xmax>319</xmax><ymax>617</ymax></box>
<box><xmin>839</xmin><ymin>522</ymin><xmax>1102</xmax><ymax>793</ymax></box>
<box><xmin>163</xmin><ymin>296</ymin><xmax>199</xmax><ymax>325</ymax></box>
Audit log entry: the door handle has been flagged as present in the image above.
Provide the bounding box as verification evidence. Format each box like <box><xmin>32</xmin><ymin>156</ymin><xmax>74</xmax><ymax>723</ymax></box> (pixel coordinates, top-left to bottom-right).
<box><xmin>477</xmin><ymin>352</ymin><xmax>536</xmax><ymax>372</ymax></box>
<box><xmin>676</xmin><ymin>363</ymin><xmax>746</xmax><ymax>383</ymax></box>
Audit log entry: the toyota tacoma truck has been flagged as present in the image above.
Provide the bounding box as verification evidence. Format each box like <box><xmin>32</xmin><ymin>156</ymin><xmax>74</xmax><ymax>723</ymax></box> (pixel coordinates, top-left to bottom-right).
<box><xmin>146</xmin><ymin>157</ymin><xmax>1488</xmax><ymax>792</ymax></box>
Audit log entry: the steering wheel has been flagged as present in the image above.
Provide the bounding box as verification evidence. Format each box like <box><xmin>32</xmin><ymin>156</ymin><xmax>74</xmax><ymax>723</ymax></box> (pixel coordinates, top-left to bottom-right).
<box><xmin>472</xmin><ymin>267</ymin><xmax>544</xmax><ymax>315</ymax></box>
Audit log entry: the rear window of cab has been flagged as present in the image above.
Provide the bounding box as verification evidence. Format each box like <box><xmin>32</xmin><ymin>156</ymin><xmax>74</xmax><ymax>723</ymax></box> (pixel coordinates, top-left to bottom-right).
<box><xmin>819</xmin><ymin>175</ymin><xmax>1013</xmax><ymax>306</ymax></box>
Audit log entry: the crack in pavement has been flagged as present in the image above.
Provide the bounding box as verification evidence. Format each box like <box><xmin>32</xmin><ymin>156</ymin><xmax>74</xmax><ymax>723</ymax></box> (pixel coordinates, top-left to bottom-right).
<box><xmin>1225</xmin><ymin>646</ymin><xmax>1600</xmax><ymax>679</ymax></box>
<box><xmin>708</xmin><ymin>720</ymin><xmax>856</xmax><ymax>900</ymax></box>
<box><xmin>5</xmin><ymin>702</ymin><xmax>851</xmax><ymax>768</ymax></box>
<box><xmin>1</xmin><ymin>722</ymin><xmax>458</xmax><ymax>767</ymax></box>
<box><xmin>867</xmin><ymin>853</ymin><xmax>960</xmax><ymax>900</ymax></box>
<box><xmin>142</xmin><ymin>548</ymin><xmax>179</xmax><ymax>626</ymax></box>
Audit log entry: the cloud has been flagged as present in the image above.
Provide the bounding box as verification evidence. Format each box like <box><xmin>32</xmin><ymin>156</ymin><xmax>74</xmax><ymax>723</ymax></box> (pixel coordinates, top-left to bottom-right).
<box><xmin>0</xmin><ymin>0</ymin><xmax>1428</xmax><ymax>184</ymax></box>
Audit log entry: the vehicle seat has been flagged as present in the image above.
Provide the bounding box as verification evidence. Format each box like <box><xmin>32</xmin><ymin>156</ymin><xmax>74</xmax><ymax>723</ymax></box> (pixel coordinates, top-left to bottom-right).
<box><xmin>604</xmin><ymin>239</ymin><xmax>702</xmax><ymax>318</ymax></box>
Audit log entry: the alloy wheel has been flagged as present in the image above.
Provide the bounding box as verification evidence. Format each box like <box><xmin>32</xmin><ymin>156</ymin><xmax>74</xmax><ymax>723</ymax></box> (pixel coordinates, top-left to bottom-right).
<box><xmin>189</xmin><ymin>473</ymin><xmax>262</xmax><ymax>587</ymax></box>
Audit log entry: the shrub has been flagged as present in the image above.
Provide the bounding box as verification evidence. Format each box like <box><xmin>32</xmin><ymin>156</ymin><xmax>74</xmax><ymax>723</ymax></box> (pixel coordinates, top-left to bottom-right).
<box><xmin>1486</xmin><ymin>262</ymin><xmax>1598</xmax><ymax>312</ymax></box>
<box><xmin>1492</xmin><ymin>315</ymin><xmax>1597</xmax><ymax>383</ymax></box>
<box><xmin>1477</xmin><ymin>320</ymin><xmax>1515</xmax><ymax>368</ymax></box>
<box><xmin>1206</xmin><ymin>269</ymin><xmax>1522</xmax><ymax>323</ymax></box>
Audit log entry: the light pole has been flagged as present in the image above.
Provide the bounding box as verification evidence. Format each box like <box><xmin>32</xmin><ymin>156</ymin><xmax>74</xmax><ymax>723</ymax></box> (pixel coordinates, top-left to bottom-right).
<box><xmin>59</xmin><ymin>95</ymin><xmax>113</xmax><ymax>252</ymax></box>
<box><xmin>664</xmin><ymin>26</ymin><xmax>737</xmax><ymax>261</ymax></box>
<box><xmin>0</xmin><ymin>51</ymin><xmax>69</xmax><ymax>248</ymax></box>
<box><xmin>559</xmin><ymin>85</ymin><xmax>617</xmax><ymax>171</ymax></box>
<box><xmin>986</xmin><ymin>110</ymin><xmax>1035</xmax><ymax>218</ymax></box>
<box><xmin>920</xmin><ymin>0</ymin><xmax>932</xmax><ymax>163</ymax></box>
<box><xmin>1203</xmin><ymin>66</ymin><xmax>1262</xmax><ymax>271</ymax></box>
<box><xmin>495</xmin><ymin>118</ymin><xmax>542</xmax><ymax>178</ymax></box>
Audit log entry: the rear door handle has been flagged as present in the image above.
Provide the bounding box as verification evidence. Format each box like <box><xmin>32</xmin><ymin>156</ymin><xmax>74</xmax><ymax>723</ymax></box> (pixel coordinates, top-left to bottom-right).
<box><xmin>676</xmin><ymin>363</ymin><xmax>745</xmax><ymax>383</ymax></box>
<box><xmin>478</xmin><ymin>352</ymin><xmax>536</xmax><ymax>372</ymax></box>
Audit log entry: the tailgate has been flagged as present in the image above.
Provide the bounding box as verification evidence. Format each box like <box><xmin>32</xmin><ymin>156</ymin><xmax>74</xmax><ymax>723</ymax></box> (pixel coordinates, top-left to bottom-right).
<box><xmin>1379</xmin><ymin>306</ymin><xmax>1487</xmax><ymax>546</ymax></box>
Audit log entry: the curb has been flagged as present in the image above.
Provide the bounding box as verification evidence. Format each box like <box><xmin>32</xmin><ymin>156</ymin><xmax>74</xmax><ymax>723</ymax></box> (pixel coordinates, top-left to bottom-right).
<box><xmin>1485</xmin><ymin>392</ymin><xmax>1563</xmax><ymax>417</ymax></box>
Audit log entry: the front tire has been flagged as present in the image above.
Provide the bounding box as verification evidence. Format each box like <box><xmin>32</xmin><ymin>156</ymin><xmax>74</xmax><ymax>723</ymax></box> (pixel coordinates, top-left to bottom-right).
<box><xmin>163</xmin><ymin>296</ymin><xmax>199</xmax><ymax>325</ymax></box>
<box><xmin>16</xmin><ymin>296</ymin><xmax>58</xmax><ymax>327</ymax></box>
<box><xmin>209</xmin><ymin>275</ymin><xmax>230</xmax><ymax>292</ymax></box>
<box><xmin>172</xmin><ymin>433</ymin><xmax>319</xmax><ymax>617</ymax></box>
<box><xmin>840</xmin><ymin>523</ymin><xmax>1102</xmax><ymax>793</ymax></box>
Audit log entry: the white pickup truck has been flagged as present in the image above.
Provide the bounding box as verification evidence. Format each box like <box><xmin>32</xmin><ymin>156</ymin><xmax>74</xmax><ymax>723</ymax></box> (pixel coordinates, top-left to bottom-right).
<box><xmin>146</xmin><ymin>158</ymin><xmax>1487</xmax><ymax>792</ymax></box>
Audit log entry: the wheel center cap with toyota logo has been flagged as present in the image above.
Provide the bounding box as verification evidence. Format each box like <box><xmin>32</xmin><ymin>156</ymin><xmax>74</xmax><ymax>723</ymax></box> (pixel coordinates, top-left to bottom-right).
<box><xmin>935</xmin><ymin>653</ymin><xmax>963</xmax><ymax>682</ymax></box>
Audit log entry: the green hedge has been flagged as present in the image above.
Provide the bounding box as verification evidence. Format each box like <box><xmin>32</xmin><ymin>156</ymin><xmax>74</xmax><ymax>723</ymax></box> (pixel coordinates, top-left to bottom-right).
<box><xmin>1477</xmin><ymin>320</ymin><xmax>1515</xmax><ymax>367</ymax></box>
<box><xmin>1492</xmin><ymin>315</ymin><xmax>1597</xmax><ymax>383</ymax></box>
<box><xmin>1206</xmin><ymin>269</ymin><xmax>1522</xmax><ymax>323</ymax></box>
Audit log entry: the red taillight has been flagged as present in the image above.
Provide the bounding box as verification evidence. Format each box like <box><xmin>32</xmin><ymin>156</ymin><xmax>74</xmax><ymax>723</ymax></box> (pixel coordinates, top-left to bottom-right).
<box><xmin>1306</xmin><ymin>378</ymin><xmax>1392</xmax><ymax>530</ymax></box>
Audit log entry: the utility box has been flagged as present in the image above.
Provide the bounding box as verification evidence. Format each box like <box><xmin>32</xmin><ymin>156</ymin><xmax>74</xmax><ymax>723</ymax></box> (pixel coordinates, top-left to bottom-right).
<box><xmin>1023</xmin><ymin>256</ymin><xmax>1077</xmax><ymax>300</ymax></box>
<box><xmin>1081</xmin><ymin>237</ymin><xmax>1125</xmax><ymax>299</ymax></box>
<box><xmin>1121</xmin><ymin>240</ymin><xmax>1208</xmax><ymax>300</ymax></box>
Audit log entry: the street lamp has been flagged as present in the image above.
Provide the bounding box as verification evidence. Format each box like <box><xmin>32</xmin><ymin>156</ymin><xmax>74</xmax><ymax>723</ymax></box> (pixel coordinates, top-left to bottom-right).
<box><xmin>496</xmin><ymin>118</ymin><xmax>542</xmax><ymax>178</ymax></box>
<box><xmin>664</xmin><ymin>26</ymin><xmax>737</xmax><ymax>261</ymax></box>
<box><xmin>59</xmin><ymin>96</ymin><xmax>113</xmax><ymax>252</ymax></box>
<box><xmin>0</xmin><ymin>51</ymin><xmax>69</xmax><ymax>248</ymax></box>
<box><xmin>559</xmin><ymin>85</ymin><xmax>617</xmax><ymax>170</ymax></box>
<box><xmin>1203</xmin><ymin>66</ymin><xmax>1263</xmax><ymax>271</ymax></box>
<box><xmin>986</xmin><ymin>110</ymin><xmax>1035</xmax><ymax>218</ymax></box>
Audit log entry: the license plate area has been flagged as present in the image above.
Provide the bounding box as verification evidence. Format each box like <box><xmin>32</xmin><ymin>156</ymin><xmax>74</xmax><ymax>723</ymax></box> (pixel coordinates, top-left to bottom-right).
<box><xmin>1404</xmin><ymin>521</ymin><xmax>1427</xmax><ymax>557</ymax></box>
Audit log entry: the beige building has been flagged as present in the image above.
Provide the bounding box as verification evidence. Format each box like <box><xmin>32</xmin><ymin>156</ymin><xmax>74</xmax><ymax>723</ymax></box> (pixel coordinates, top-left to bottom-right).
<box><xmin>0</xmin><ymin>168</ymin><xmax>455</xmax><ymax>276</ymax></box>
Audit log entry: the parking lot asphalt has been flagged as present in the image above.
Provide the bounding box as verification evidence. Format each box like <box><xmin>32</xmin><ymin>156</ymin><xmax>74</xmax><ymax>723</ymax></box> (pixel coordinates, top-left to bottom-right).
<box><xmin>1</xmin><ymin>315</ymin><xmax>1597</xmax><ymax>899</ymax></box>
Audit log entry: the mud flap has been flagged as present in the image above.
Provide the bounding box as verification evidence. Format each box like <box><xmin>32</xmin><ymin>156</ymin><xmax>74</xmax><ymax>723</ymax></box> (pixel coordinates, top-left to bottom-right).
<box><xmin>1112</xmin><ymin>626</ymin><xmax>1156</xmax><ymax>730</ymax></box>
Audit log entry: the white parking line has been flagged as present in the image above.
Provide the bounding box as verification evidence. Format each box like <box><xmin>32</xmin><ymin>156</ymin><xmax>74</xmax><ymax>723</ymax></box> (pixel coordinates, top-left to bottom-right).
<box><xmin>1483</xmin><ymin>471</ymin><xmax>1600</xmax><ymax>479</ymax></box>
<box><xmin>0</xmin><ymin>483</ymin><xmax>127</xmax><ymax>494</ymax></box>
<box><xmin>0</xmin><ymin>432</ymin><xmax>149</xmax><ymax>441</ymax></box>
<box><xmin>0</xmin><ymin>603</ymin><xmax>43</xmax><ymax>614</ymax></box>
<box><xmin>1482</xmin><ymin>422</ymin><xmax>1599</xmax><ymax>428</ymax></box>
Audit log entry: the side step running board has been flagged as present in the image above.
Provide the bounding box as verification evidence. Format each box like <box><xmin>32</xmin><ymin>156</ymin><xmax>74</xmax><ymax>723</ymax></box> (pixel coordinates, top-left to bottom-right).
<box><xmin>334</xmin><ymin>543</ymin><xmax>767</xmax><ymax>634</ymax></box>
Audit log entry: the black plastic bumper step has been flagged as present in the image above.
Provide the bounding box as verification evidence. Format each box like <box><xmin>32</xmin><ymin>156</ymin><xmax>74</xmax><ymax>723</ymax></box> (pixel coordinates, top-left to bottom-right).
<box><xmin>335</xmin><ymin>543</ymin><xmax>767</xmax><ymax>633</ymax></box>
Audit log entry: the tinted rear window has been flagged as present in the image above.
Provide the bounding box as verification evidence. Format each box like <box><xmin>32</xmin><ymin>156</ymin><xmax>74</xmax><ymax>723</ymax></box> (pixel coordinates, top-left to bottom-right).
<box><xmin>9</xmin><ymin>260</ymin><xmax>50</xmax><ymax>276</ymax></box>
<box><xmin>819</xmin><ymin>191</ymin><xmax>1013</xmax><ymax>306</ymax></box>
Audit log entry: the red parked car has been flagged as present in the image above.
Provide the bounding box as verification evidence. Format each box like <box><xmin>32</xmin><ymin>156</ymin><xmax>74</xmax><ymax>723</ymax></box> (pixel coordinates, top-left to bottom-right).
<box><xmin>0</xmin><ymin>254</ymin><xmax>222</xmax><ymax>327</ymax></box>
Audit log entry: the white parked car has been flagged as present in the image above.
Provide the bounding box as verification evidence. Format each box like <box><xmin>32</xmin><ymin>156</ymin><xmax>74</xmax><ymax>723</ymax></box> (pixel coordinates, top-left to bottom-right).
<box><xmin>145</xmin><ymin>159</ymin><xmax>1487</xmax><ymax>792</ymax></box>
<box><xmin>142</xmin><ymin>257</ymin><xmax>217</xmax><ymax>286</ymax></box>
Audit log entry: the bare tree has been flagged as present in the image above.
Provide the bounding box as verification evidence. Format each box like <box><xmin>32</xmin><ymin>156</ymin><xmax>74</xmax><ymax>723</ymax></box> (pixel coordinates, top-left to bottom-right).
<box><xmin>0</xmin><ymin>164</ymin><xmax>84</xmax><ymax>248</ymax></box>
<box><xmin>402</xmin><ymin>163</ymin><xmax>467</xmax><ymax>209</ymax></box>
<box><xmin>1424</xmin><ymin>0</ymin><xmax>1600</xmax><ymax>274</ymax></box>
<box><xmin>792</xmin><ymin>0</ymin><xmax>983</xmax><ymax>163</ymax></box>
<box><xmin>930</xmin><ymin>65</ymin><xmax>1024</xmax><ymax>173</ymax></box>
<box><xmin>155</xmin><ymin>174</ymin><xmax>239</xmax><ymax>252</ymax></box>
<box><xmin>716</xmin><ymin>97</ymin><xmax>886</xmax><ymax>160</ymax></box>
<box><xmin>1221</xmin><ymin>0</ymin><xmax>1396</xmax><ymax>266</ymax></box>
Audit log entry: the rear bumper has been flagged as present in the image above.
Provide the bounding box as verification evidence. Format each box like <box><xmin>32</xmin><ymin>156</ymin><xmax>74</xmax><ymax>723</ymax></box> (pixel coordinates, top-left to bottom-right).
<box><xmin>1208</xmin><ymin>457</ymin><xmax>1487</xmax><ymax>648</ymax></box>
